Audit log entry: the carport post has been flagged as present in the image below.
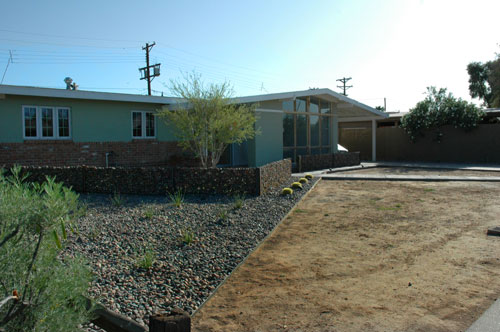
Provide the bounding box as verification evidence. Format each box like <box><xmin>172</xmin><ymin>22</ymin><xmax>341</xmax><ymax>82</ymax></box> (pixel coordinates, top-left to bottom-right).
<box><xmin>371</xmin><ymin>119</ymin><xmax>376</xmax><ymax>162</ymax></box>
<box><xmin>332</xmin><ymin>115</ymin><xmax>339</xmax><ymax>153</ymax></box>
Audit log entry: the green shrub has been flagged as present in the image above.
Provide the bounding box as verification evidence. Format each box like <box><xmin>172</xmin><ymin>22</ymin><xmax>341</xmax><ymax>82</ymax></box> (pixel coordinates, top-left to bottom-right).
<box><xmin>233</xmin><ymin>194</ymin><xmax>244</xmax><ymax>209</ymax></box>
<box><xmin>179</xmin><ymin>228</ymin><xmax>195</xmax><ymax>245</ymax></box>
<box><xmin>400</xmin><ymin>87</ymin><xmax>485</xmax><ymax>142</ymax></box>
<box><xmin>168</xmin><ymin>189</ymin><xmax>184</xmax><ymax>208</ymax></box>
<box><xmin>281</xmin><ymin>187</ymin><xmax>293</xmax><ymax>195</ymax></box>
<box><xmin>135</xmin><ymin>247</ymin><xmax>156</xmax><ymax>269</ymax></box>
<box><xmin>217</xmin><ymin>209</ymin><xmax>228</xmax><ymax>222</ymax></box>
<box><xmin>299</xmin><ymin>177</ymin><xmax>308</xmax><ymax>184</ymax></box>
<box><xmin>110</xmin><ymin>192</ymin><xmax>125</xmax><ymax>207</ymax></box>
<box><xmin>305</xmin><ymin>173</ymin><xmax>313</xmax><ymax>180</ymax></box>
<box><xmin>291</xmin><ymin>182</ymin><xmax>303</xmax><ymax>189</ymax></box>
<box><xmin>0</xmin><ymin>167</ymin><xmax>91</xmax><ymax>332</ymax></box>
<box><xmin>143</xmin><ymin>207</ymin><xmax>155</xmax><ymax>219</ymax></box>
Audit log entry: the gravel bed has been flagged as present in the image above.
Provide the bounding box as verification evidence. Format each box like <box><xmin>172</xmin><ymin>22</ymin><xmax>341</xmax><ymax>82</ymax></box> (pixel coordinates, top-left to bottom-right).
<box><xmin>64</xmin><ymin>176</ymin><xmax>318</xmax><ymax>330</ymax></box>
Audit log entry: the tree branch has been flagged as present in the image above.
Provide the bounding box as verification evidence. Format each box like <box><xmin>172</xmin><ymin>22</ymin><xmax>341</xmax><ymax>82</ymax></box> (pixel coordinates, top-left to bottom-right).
<box><xmin>0</xmin><ymin>225</ymin><xmax>20</xmax><ymax>248</ymax></box>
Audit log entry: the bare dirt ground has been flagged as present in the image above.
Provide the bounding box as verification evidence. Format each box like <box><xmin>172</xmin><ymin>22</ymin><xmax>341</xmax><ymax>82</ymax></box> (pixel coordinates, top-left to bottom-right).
<box><xmin>192</xmin><ymin>176</ymin><xmax>500</xmax><ymax>332</ymax></box>
<box><xmin>336</xmin><ymin>167</ymin><xmax>500</xmax><ymax>177</ymax></box>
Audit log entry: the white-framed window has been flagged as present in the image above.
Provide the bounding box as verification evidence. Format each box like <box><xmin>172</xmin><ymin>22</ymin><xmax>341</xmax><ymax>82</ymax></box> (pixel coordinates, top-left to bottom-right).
<box><xmin>131</xmin><ymin>111</ymin><xmax>155</xmax><ymax>138</ymax></box>
<box><xmin>22</xmin><ymin>105</ymin><xmax>71</xmax><ymax>139</ymax></box>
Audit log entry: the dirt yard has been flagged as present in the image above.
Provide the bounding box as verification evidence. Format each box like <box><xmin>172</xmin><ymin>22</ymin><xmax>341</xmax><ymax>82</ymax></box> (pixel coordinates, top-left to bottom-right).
<box><xmin>192</xmin><ymin>177</ymin><xmax>500</xmax><ymax>332</ymax></box>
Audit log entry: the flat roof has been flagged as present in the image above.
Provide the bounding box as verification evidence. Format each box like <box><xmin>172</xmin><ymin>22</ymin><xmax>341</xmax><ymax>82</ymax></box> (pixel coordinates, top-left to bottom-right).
<box><xmin>0</xmin><ymin>84</ymin><xmax>179</xmax><ymax>104</ymax></box>
<box><xmin>0</xmin><ymin>85</ymin><xmax>389</xmax><ymax>119</ymax></box>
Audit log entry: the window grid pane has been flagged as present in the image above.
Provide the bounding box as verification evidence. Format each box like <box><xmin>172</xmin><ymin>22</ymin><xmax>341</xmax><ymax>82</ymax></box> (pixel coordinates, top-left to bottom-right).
<box><xmin>41</xmin><ymin>108</ymin><xmax>54</xmax><ymax>137</ymax></box>
<box><xmin>296</xmin><ymin>114</ymin><xmax>307</xmax><ymax>146</ymax></box>
<box><xmin>145</xmin><ymin>112</ymin><xmax>155</xmax><ymax>137</ymax></box>
<box><xmin>58</xmin><ymin>108</ymin><xmax>70</xmax><ymax>137</ymax></box>
<box><xmin>310</xmin><ymin>115</ymin><xmax>320</xmax><ymax>146</ymax></box>
<box><xmin>310</xmin><ymin>97</ymin><xmax>319</xmax><ymax>113</ymax></box>
<box><xmin>321</xmin><ymin>115</ymin><xmax>330</xmax><ymax>146</ymax></box>
<box><xmin>133</xmin><ymin>112</ymin><xmax>142</xmax><ymax>137</ymax></box>
<box><xmin>283</xmin><ymin>113</ymin><xmax>294</xmax><ymax>147</ymax></box>
<box><xmin>24</xmin><ymin>107</ymin><xmax>37</xmax><ymax>137</ymax></box>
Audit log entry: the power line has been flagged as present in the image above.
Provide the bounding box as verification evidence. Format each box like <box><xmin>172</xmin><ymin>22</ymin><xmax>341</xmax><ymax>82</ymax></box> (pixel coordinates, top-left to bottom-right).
<box><xmin>1</xmin><ymin>50</ymin><xmax>13</xmax><ymax>84</ymax></box>
<box><xmin>0</xmin><ymin>28</ymin><xmax>143</xmax><ymax>44</ymax></box>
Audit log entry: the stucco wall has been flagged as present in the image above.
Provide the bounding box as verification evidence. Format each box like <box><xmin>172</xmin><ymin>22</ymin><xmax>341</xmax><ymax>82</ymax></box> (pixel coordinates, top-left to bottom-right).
<box><xmin>0</xmin><ymin>95</ymin><xmax>176</xmax><ymax>143</ymax></box>
<box><xmin>249</xmin><ymin>109</ymin><xmax>283</xmax><ymax>167</ymax></box>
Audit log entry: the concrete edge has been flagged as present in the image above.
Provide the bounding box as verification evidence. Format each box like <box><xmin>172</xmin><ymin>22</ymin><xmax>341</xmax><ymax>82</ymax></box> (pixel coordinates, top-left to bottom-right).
<box><xmin>320</xmin><ymin>175</ymin><xmax>500</xmax><ymax>182</ymax></box>
<box><xmin>371</xmin><ymin>162</ymin><xmax>500</xmax><ymax>173</ymax></box>
<box><xmin>190</xmin><ymin>177</ymin><xmax>322</xmax><ymax>318</ymax></box>
<box><xmin>466</xmin><ymin>298</ymin><xmax>500</xmax><ymax>331</ymax></box>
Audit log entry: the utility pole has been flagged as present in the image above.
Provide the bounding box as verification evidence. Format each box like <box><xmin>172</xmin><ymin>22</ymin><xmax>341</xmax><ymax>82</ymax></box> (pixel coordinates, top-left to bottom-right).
<box><xmin>139</xmin><ymin>42</ymin><xmax>161</xmax><ymax>95</ymax></box>
<box><xmin>336</xmin><ymin>77</ymin><xmax>352</xmax><ymax>96</ymax></box>
<box><xmin>1</xmin><ymin>50</ymin><xmax>13</xmax><ymax>85</ymax></box>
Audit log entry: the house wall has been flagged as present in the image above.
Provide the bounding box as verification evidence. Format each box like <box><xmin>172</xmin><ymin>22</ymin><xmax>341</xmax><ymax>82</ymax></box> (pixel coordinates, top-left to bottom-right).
<box><xmin>248</xmin><ymin>109</ymin><xmax>283</xmax><ymax>167</ymax></box>
<box><xmin>0</xmin><ymin>94</ymin><xmax>176</xmax><ymax>142</ymax></box>
<box><xmin>0</xmin><ymin>94</ymin><xmax>184</xmax><ymax>167</ymax></box>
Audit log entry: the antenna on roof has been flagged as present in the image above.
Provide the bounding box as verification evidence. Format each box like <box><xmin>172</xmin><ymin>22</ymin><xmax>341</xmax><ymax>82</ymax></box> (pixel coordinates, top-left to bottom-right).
<box><xmin>64</xmin><ymin>77</ymin><xmax>78</xmax><ymax>90</ymax></box>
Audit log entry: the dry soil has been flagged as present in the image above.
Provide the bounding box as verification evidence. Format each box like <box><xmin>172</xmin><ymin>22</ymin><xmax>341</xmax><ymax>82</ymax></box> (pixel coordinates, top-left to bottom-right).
<box><xmin>192</xmin><ymin>176</ymin><xmax>500</xmax><ymax>332</ymax></box>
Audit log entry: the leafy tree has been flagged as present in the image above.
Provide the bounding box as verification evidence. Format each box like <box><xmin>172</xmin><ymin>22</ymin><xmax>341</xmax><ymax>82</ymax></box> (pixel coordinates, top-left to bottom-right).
<box><xmin>400</xmin><ymin>87</ymin><xmax>484</xmax><ymax>142</ymax></box>
<box><xmin>0</xmin><ymin>167</ymin><xmax>91</xmax><ymax>332</ymax></box>
<box><xmin>375</xmin><ymin>106</ymin><xmax>385</xmax><ymax>112</ymax></box>
<box><xmin>159</xmin><ymin>73</ymin><xmax>258</xmax><ymax>168</ymax></box>
<box><xmin>467</xmin><ymin>52</ymin><xmax>500</xmax><ymax>107</ymax></box>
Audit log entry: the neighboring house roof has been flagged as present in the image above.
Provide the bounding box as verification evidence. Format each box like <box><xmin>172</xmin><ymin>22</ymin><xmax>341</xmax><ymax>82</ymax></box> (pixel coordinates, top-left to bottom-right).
<box><xmin>236</xmin><ymin>88</ymin><xmax>388</xmax><ymax>119</ymax></box>
<box><xmin>0</xmin><ymin>84</ymin><xmax>180</xmax><ymax>105</ymax></box>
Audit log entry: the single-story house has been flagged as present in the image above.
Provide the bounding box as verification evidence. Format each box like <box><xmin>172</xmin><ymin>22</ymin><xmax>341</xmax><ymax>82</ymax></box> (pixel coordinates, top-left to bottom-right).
<box><xmin>0</xmin><ymin>84</ymin><xmax>387</xmax><ymax>168</ymax></box>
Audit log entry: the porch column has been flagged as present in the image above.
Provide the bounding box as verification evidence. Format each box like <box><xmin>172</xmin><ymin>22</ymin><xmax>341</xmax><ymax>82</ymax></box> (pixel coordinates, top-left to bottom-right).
<box><xmin>371</xmin><ymin>119</ymin><xmax>376</xmax><ymax>162</ymax></box>
<box><xmin>332</xmin><ymin>115</ymin><xmax>339</xmax><ymax>153</ymax></box>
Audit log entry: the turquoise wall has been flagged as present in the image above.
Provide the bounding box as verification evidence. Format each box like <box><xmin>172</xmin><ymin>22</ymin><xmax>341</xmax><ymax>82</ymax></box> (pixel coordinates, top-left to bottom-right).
<box><xmin>248</xmin><ymin>109</ymin><xmax>283</xmax><ymax>167</ymax></box>
<box><xmin>1</xmin><ymin>94</ymin><xmax>285</xmax><ymax>167</ymax></box>
<box><xmin>0</xmin><ymin>95</ymin><xmax>176</xmax><ymax>142</ymax></box>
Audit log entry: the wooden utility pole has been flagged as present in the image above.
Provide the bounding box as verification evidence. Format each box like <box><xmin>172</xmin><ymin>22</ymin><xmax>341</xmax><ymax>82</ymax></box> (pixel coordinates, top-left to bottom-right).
<box><xmin>139</xmin><ymin>42</ymin><xmax>161</xmax><ymax>95</ymax></box>
<box><xmin>336</xmin><ymin>77</ymin><xmax>352</xmax><ymax>96</ymax></box>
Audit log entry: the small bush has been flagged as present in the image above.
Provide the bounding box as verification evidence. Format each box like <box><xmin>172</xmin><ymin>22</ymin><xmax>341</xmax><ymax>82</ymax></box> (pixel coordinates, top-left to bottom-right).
<box><xmin>305</xmin><ymin>173</ymin><xmax>313</xmax><ymax>180</ymax></box>
<box><xmin>0</xmin><ymin>167</ymin><xmax>91</xmax><ymax>332</ymax></box>
<box><xmin>135</xmin><ymin>247</ymin><xmax>156</xmax><ymax>269</ymax></box>
<box><xmin>143</xmin><ymin>207</ymin><xmax>154</xmax><ymax>219</ymax></box>
<box><xmin>217</xmin><ymin>209</ymin><xmax>228</xmax><ymax>222</ymax></box>
<box><xmin>168</xmin><ymin>189</ymin><xmax>184</xmax><ymax>208</ymax></box>
<box><xmin>179</xmin><ymin>228</ymin><xmax>195</xmax><ymax>245</ymax></box>
<box><xmin>110</xmin><ymin>192</ymin><xmax>125</xmax><ymax>207</ymax></box>
<box><xmin>281</xmin><ymin>187</ymin><xmax>293</xmax><ymax>195</ymax></box>
<box><xmin>291</xmin><ymin>182</ymin><xmax>303</xmax><ymax>189</ymax></box>
<box><xmin>299</xmin><ymin>177</ymin><xmax>308</xmax><ymax>184</ymax></box>
<box><xmin>233</xmin><ymin>194</ymin><xmax>244</xmax><ymax>209</ymax></box>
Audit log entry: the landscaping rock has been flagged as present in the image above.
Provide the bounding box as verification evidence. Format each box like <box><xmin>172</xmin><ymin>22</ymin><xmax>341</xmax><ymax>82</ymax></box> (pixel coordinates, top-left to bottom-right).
<box><xmin>63</xmin><ymin>176</ymin><xmax>318</xmax><ymax>331</ymax></box>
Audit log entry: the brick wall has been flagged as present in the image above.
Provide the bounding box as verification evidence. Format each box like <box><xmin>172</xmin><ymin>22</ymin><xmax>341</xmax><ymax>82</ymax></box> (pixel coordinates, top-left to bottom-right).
<box><xmin>0</xmin><ymin>140</ymin><xmax>195</xmax><ymax>168</ymax></box>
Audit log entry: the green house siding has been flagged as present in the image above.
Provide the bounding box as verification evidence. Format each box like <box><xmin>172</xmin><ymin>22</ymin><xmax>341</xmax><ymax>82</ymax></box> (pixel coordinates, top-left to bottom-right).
<box><xmin>248</xmin><ymin>109</ymin><xmax>283</xmax><ymax>167</ymax></box>
<box><xmin>0</xmin><ymin>95</ymin><xmax>176</xmax><ymax>143</ymax></box>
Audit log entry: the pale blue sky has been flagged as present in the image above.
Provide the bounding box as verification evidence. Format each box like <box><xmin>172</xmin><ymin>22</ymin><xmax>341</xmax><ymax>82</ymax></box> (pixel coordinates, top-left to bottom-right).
<box><xmin>0</xmin><ymin>0</ymin><xmax>498</xmax><ymax>112</ymax></box>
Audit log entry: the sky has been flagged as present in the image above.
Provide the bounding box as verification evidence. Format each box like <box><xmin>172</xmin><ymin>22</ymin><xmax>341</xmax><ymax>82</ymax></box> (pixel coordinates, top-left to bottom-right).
<box><xmin>0</xmin><ymin>0</ymin><xmax>499</xmax><ymax>112</ymax></box>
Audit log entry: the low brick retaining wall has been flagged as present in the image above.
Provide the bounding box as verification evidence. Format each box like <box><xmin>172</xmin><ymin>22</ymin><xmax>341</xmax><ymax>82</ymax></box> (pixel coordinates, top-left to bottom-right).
<box><xmin>298</xmin><ymin>152</ymin><xmax>360</xmax><ymax>172</ymax></box>
<box><xmin>3</xmin><ymin>159</ymin><xmax>291</xmax><ymax>196</ymax></box>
